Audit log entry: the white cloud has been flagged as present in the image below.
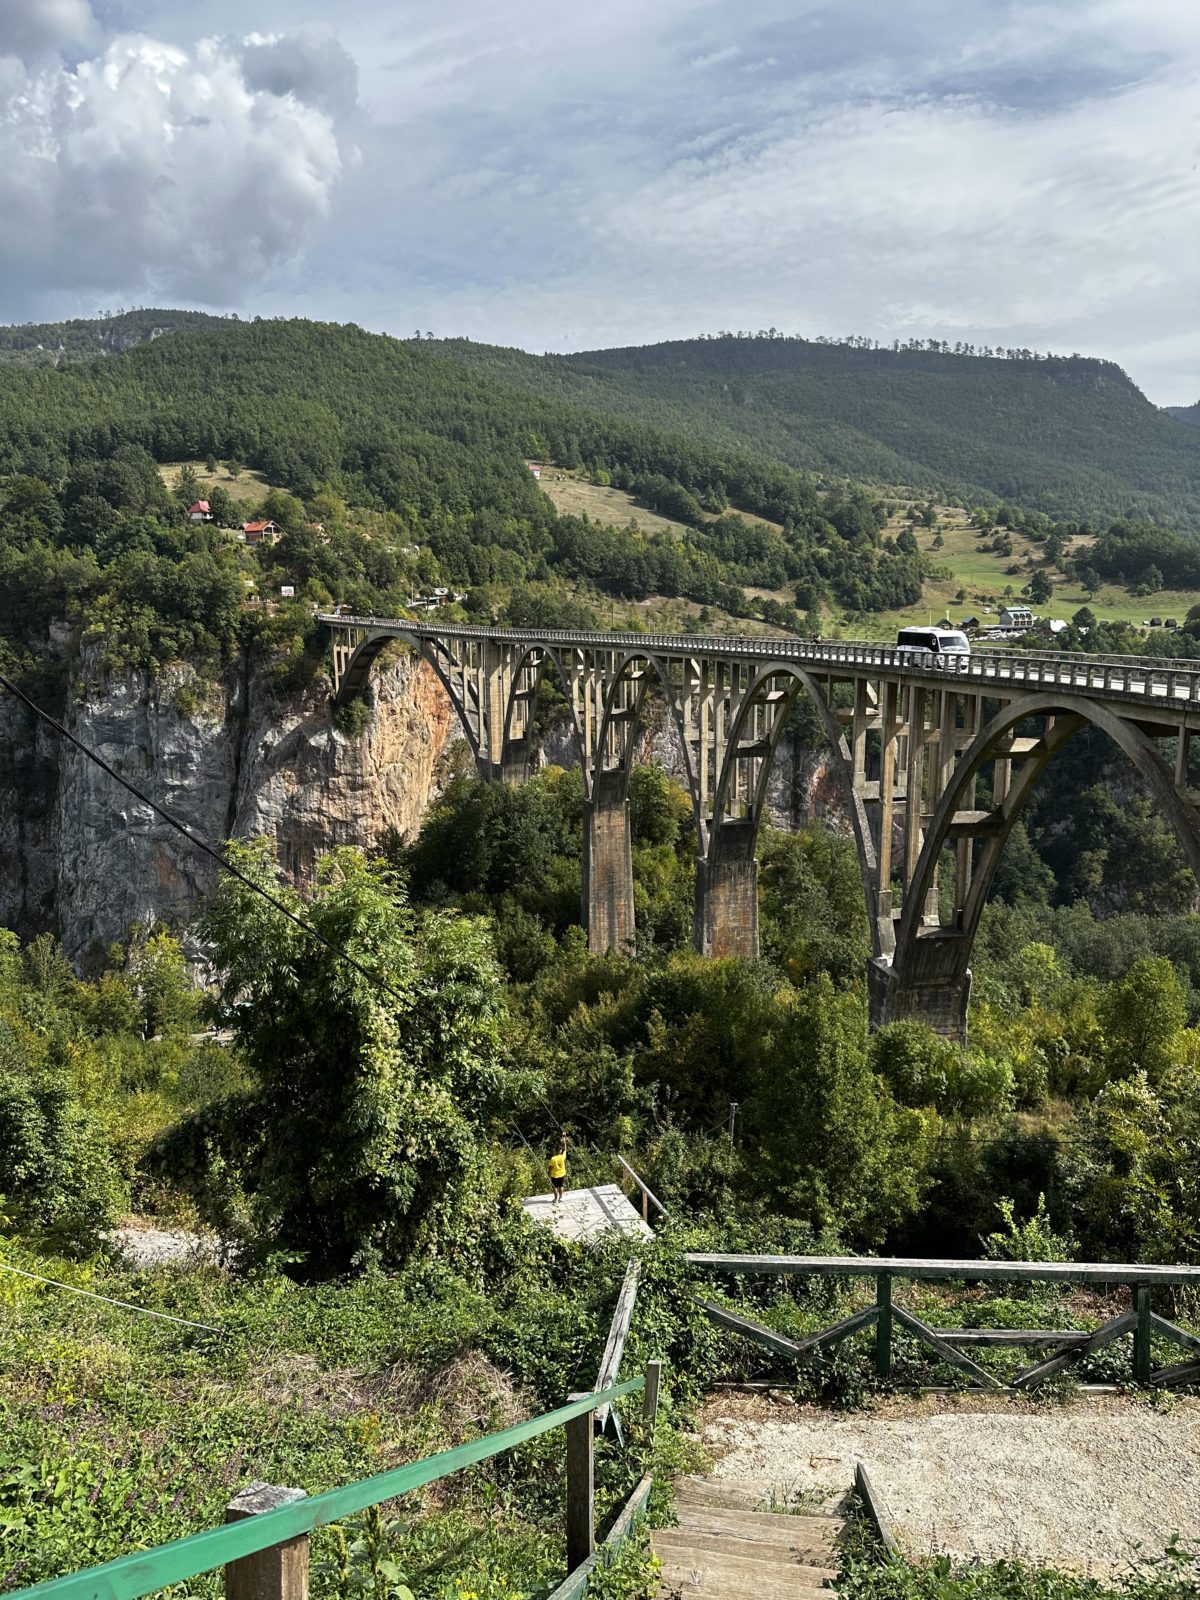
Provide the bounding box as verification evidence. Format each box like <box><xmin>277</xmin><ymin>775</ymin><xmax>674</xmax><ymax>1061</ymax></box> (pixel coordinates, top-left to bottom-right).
<box><xmin>0</xmin><ymin>29</ymin><xmax>355</xmax><ymax>308</ymax></box>
<box><xmin>0</xmin><ymin>0</ymin><xmax>96</xmax><ymax>56</ymax></box>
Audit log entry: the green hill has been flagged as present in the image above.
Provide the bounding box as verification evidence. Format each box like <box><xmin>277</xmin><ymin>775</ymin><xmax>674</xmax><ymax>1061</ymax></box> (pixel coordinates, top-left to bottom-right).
<box><xmin>0</xmin><ymin>309</ymin><xmax>233</xmax><ymax>367</ymax></box>
<box><xmin>444</xmin><ymin>335</ymin><xmax>1200</xmax><ymax>530</ymax></box>
<box><xmin>3</xmin><ymin>314</ymin><xmax>1200</xmax><ymax>687</ymax></box>
<box><xmin>1166</xmin><ymin>402</ymin><xmax>1200</xmax><ymax>429</ymax></box>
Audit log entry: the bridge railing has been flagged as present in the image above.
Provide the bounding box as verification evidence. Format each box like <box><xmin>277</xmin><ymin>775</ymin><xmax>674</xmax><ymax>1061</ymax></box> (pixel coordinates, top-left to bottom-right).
<box><xmin>9</xmin><ymin>1368</ymin><xmax>664</xmax><ymax>1600</ymax></box>
<box><xmin>686</xmin><ymin>1253</ymin><xmax>1200</xmax><ymax>1391</ymax></box>
<box><xmin>317</xmin><ymin>615</ymin><xmax>1200</xmax><ymax>704</ymax></box>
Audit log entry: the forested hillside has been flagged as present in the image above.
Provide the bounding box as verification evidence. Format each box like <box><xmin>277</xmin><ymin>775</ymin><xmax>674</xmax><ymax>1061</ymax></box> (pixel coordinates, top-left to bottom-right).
<box><xmin>0</xmin><ymin>309</ymin><xmax>232</xmax><ymax>367</ymax></box>
<box><xmin>448</xmin><ymin>334</ymin><xmax>1200</xmax><ymax>528</ymax></box>
<box><xmin>1167</xmin><ymin>400</ymin><xmax>1200</xmax><ymax>429</ymax></box>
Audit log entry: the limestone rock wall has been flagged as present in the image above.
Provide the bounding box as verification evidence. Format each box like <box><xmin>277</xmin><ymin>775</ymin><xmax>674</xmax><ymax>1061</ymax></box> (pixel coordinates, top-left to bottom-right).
<box><xmin>0</xmin><ymin>642</ymin><xmax>458</xmax><ymax>961</ymax></box>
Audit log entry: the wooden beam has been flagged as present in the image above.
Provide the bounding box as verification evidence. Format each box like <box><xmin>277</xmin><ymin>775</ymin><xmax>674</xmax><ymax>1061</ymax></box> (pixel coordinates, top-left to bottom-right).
<box><xmin>696</xmin><ymin>1298</ymin><xmax>877</xmax><ymax>1360</ymax></box>
<box><xmin>854</xmin><ymin>1464</ymin><xmax>900</xmax><ymax>1560</ymax></box>
<box><xmin>1134</xmin><ymin>1284</ymin><xmax>1152</xmax><ymax>1384</ymax></box>
<box><xmin>1011</xmin><ymin>1310</ymin><xmax>1138</xmax><ymax>1391</ymax></box>
<box><xmin>1150</xmin><ymin>1312</ymin><xmax>1200</xmax><ymax>1354</ymax></box>
<box><xmin>695</xmin><ymin>1299</ymin><xmax>805</xmax><ymax>1358</ymax></box>
<box><xmin>875</xmin><ymin>1273</ymin><xmax>892</xmax><ymax>1380</ymax></box>
<box><xmin>225</xmin><ymin>1485</ymin><xmax>309</xmax><ymax>1600</ymax></box>
<box><xmin>594</xmin><ymin>1261</ymin><xmax>641</xmax><ymax>1431</ymax></box>
<box><xmin>1151</xmin><ymin>1359</ymin><xmax>1200</xmax><ymax>1389</ymax></box>
<box><xmin>938</xmin><ymin>1329</ymin><xmax>1091</xmax><ymax>1348</ymax></box>
<box><xmin>643</xmin><ymin>1360</ymin><xmax>662</xmax><ymax>1430</ymax></box>
<box><xmin>683</xmin><ymin>1253</ymin><xmax>1200</xmax><ymax>1286</ymax></box>
<box><xmin>565</xmin><ymin>1400</ymin><xmax>595</xmax><ymax>1571</ymax></box>
<box><xmin>891</xmin><ymin>1306</ymin><xmax>1004</xmax><ymax>1390</ymax></box>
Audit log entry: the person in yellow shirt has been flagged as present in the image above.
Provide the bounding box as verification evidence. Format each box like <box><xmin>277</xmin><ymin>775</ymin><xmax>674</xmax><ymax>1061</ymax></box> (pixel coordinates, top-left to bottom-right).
<box><xmin>548</xmin><ymin>1133</ymin><xmax>568</xmax><ymax>1204</ymax></box>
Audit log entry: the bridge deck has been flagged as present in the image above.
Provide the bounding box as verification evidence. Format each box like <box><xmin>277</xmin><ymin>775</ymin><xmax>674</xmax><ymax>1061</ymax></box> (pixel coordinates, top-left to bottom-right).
<box><xmin>318</xmin><ymin>613</ymin><xmax>1200</xmax><ymax>715</ymax></box>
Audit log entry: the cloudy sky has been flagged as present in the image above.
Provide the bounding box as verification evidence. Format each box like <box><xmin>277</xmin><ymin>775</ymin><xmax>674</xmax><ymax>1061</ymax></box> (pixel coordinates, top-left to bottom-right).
<box><xmin>1</xmin><ymin>0</ymin><xmax>1198</xmax><ymax>402</ymax></box>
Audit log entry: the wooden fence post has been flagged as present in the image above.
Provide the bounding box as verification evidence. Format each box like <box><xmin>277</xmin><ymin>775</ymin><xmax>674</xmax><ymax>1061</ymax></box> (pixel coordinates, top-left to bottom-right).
<box><xmin>566</xmin><ymin>1396</ymin><xmax>595</xmax><ymax>1572</ymax></box>
<box><xmin>643</xmin><ymin>1360</ymin><xmax>662</xmax><ymax>1431</ymax></box>
<box><xmin>875</xmin><ymin>1272</ymin><xmax>892</xmax><ymax>1381</ymax></box>
<box><xmin>225</xmin><ymin>1483</ymin><xmax>309</xmax><ymax>1600</ymax></box>
<box><xmin>1133</xmin><ymin>1283</ymin><xmax>1152</xmax><ymax>1384</ymax></box>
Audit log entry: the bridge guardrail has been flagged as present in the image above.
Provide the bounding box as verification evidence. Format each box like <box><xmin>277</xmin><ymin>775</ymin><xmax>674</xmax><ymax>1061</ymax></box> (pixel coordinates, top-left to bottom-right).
<box><xmin>318</xmin><ymin>615</ymin><xmax>1200</xmax><ymax>707</ymax></box>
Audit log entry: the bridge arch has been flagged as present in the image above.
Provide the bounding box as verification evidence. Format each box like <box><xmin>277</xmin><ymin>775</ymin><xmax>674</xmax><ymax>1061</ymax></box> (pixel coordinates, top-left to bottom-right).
<box><xmin>880</xmin><ymin>692</ymin><xmax>1200</xmax><ymax>1038</ymax></box>
<box><xmin>593</xmin><ymin>648</ymin><xmax>702</xmax><ymax>824</ymax></box>
<box><xmin>708</xmin><ymin>662</ymin><xmax>888</xmax><ymax>957</ymax></box>
<box><xmin>499</xmin><ymin>643</ymin><xmax>588</xmax><ymax>790</ymax></box>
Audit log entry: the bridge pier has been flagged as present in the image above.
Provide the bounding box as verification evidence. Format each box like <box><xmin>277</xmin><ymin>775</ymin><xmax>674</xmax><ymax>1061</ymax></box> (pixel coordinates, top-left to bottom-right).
<box><xmin>694</xmin><ymin>820</ymin><xmax>759</xmax><ymax>959</ymax></box>
<box><xmin>867</xmin><ymin>942</ymin><xmax>971</xmax><ymax>1044</ymax></box>
<box><xmin>583</xmin><ymin>774</ymin><xmax>636</xmax><ymax>955</ymax></box>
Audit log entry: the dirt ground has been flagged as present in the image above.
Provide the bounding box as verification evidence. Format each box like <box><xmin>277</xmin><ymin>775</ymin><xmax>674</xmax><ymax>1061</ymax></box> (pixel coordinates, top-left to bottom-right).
<box><xmin>698</xmin><ymin>1391</ymin><xmax>1200</xmax><ymax>1573</ymax></box>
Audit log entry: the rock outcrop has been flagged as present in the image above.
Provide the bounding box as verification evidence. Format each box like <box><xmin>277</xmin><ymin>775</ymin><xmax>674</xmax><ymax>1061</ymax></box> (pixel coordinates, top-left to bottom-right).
<box><xmin>0</xmin><ymin>641</ymin><xmax>458</xmax><ymax>961</ymax></box>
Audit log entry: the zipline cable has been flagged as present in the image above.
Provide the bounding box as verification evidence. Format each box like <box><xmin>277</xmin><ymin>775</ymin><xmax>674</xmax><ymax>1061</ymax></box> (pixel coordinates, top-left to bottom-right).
<box><xmin>0</xmin><ymin>1261</ymin><xmax>225</xmax><ymax>1334</ymax></box>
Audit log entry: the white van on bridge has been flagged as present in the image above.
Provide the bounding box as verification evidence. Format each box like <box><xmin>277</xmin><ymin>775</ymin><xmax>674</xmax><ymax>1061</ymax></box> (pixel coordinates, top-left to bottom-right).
<box><xmin>895</xmin><ymin>625</ymin><xmax>971</xmax><ymax>661</ymax></box>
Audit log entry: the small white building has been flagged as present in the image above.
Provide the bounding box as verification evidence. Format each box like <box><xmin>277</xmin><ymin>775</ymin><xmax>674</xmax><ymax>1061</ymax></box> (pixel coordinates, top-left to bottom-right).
<box><xmin>187</xmin><ymin>500</ymin><xmax>212</xmax><ymax>522</ymax></box>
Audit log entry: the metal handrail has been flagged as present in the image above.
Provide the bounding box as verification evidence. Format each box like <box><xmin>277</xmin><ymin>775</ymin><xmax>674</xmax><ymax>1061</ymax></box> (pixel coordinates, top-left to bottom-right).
<box><xmin>10</xmin><ymin>1375</ymin><xmax>646</xmax><ymax>1600</ymax></box>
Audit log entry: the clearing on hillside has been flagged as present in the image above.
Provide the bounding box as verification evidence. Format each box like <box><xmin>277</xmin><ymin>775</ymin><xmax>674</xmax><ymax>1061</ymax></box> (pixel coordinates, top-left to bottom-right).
<box><xmin>534</xmin><ymin>467</ymin><xmax>692</xmax><ymax>537</ymax></box>
<box><xmin>157</xmin><ymin>460</ymin><xmax>280</xmax><ymax>506</ymax></box>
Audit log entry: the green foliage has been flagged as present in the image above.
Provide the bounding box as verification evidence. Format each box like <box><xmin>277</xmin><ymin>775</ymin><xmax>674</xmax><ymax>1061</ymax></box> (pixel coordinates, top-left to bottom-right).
<box><xmin>758</xmin><ymin>825</ymin><xmax>870</xmax><ymax>987</ymax></box>
<box><xmin>839</xmin><ymin>1542</ymin><xmax>1200</xmax><ymax>1600</ymax></box>
<box><xmin>982</xmin><ymin>1195</ymin><xmax>1077</xmax><ymax>1299</ymax></box>
<box><xmin>196</xmin><ymin>841</ymin><xmax>513</xmax><ymax>1273</ymax></box>
<box><xmin>744</xmin><ymin>977</ymin><xmax>928</xmax><ymax>1244</ymax></box>
<box><xmin>1064</xmin><ymin>1068</ymin><xmax>1200</xmax><ymax>1261</ymax></box>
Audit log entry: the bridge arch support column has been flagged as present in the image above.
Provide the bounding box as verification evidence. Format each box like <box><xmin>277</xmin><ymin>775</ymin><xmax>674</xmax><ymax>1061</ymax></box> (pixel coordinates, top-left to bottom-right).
<box><xmin>583</xmin><ymin>770</ymin><xmax>636</xmax><ymax>955</ymax></box>
<box><xmin>867</xmin><ymin>944</ymin><xmax>972</xmax><ymax>1044</ymax></box>
<box><xmin>694</xmin><ymin>820</ymin><xmax>759</xmax><ymax>959</ymax></box>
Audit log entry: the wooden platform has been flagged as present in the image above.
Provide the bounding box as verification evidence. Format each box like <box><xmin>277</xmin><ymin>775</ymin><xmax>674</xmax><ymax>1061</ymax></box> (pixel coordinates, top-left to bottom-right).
<box><xmin>521</xmin><ymin>1184</ymin><xmax>653</xmax><ymax>1244</ymax></box>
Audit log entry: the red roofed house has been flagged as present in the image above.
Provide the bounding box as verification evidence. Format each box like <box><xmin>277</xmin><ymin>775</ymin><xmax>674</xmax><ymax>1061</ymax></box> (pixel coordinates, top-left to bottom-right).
<box><xmin>242</xmin><ymin>519</ymin><xmax>281</xmax><ymax>546</ymax></box>
<box><xmin>187</xmin><ymin>500</ymin><xmax>212</xmax><ymax>522</ymax></box>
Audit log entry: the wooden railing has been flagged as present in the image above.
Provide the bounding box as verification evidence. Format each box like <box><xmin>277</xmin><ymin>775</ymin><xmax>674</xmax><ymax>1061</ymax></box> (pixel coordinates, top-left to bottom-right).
<box><xmin>10</xmin><ymin>1366</ymin><xmax>664</xmax><ymax>1600</ymax></box>
<box><xmin>687</xmin><ymin>1254</ymin><xmax>1200</xmax><ymax>1390</ymax></box>
<box><xmin>616</xmin><ymin>1154</ymin><xmax>667</xmax><ymax>1224</ymax></box>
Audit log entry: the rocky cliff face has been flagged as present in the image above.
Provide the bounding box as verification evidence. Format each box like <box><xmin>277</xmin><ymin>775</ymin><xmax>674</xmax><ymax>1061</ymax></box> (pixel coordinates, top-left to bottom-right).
<box><xmin>0</xmin><ymin>642</ymin><xmax>457</xmax><ymax>961</ymax></box>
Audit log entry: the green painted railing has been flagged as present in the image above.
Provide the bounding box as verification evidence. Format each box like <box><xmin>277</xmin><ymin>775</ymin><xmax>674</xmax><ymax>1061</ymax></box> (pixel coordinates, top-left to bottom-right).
<box><xmin>10</xmin><ymin>1374</ymin><xmax>647</xmax><ymax>1600</ymax></box>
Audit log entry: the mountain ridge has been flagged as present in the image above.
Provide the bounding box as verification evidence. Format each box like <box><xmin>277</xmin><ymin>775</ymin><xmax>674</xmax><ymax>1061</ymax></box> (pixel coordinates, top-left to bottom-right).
<box><xmin>0</xmin><ymin>311</ymin><xmax>1197</xmax><ymax>529</ymax></box>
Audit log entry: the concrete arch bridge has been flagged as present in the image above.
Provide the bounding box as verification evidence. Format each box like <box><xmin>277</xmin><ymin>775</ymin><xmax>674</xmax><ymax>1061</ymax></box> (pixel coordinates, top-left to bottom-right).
<box><xmin>321</xmin><ymin>614</ymin><xmax>1200</xmax><ymax>1041</ymax></box>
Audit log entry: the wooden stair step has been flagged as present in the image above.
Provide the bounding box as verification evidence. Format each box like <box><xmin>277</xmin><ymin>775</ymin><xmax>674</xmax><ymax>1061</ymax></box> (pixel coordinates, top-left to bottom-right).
<box><xmin>655</xmin><ymin>1528</ymin><xmax>838</xmax><ymax>1578</ymax></box>
<box><xmin>673</xmin><ymin>1504</ymin><xmax>843</xmax><ymax>1545</ymax></box>
<box><xmin>656</xmin><ymin>1556</ymin><xmax>836</xmax><ymax>1599</ymax></box>
<box><xmin>675</xmin><ymin>1475</ymin><xmax>765</xmax><ymax>1510</ymax></box>
<box><xmin>665</xmin><ymin>1517</ymin><xmax>840</xmax><ymax>1562</ymax></box>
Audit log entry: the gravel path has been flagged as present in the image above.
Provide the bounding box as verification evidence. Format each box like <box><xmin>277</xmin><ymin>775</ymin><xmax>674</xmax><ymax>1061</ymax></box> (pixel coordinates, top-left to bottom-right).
<box><xmin>701</xmin><ymin>1395</ymin><xmax>1200</xmax><ymax>1572</ymax></box>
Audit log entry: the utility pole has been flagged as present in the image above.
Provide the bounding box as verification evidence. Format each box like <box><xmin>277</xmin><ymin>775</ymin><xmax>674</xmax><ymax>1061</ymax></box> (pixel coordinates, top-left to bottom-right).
<box><xmin>728</xmin><ymin>1100</ymin><xmax>739</xmax><ymax>1148</ymax></box>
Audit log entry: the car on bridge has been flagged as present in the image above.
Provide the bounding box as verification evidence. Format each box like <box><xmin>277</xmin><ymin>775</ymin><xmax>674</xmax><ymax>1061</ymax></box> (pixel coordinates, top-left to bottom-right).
<box><xmin>895</xmin><ymin>625</ymin><xmax>971</xmax><ymax>662</ymax></box>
